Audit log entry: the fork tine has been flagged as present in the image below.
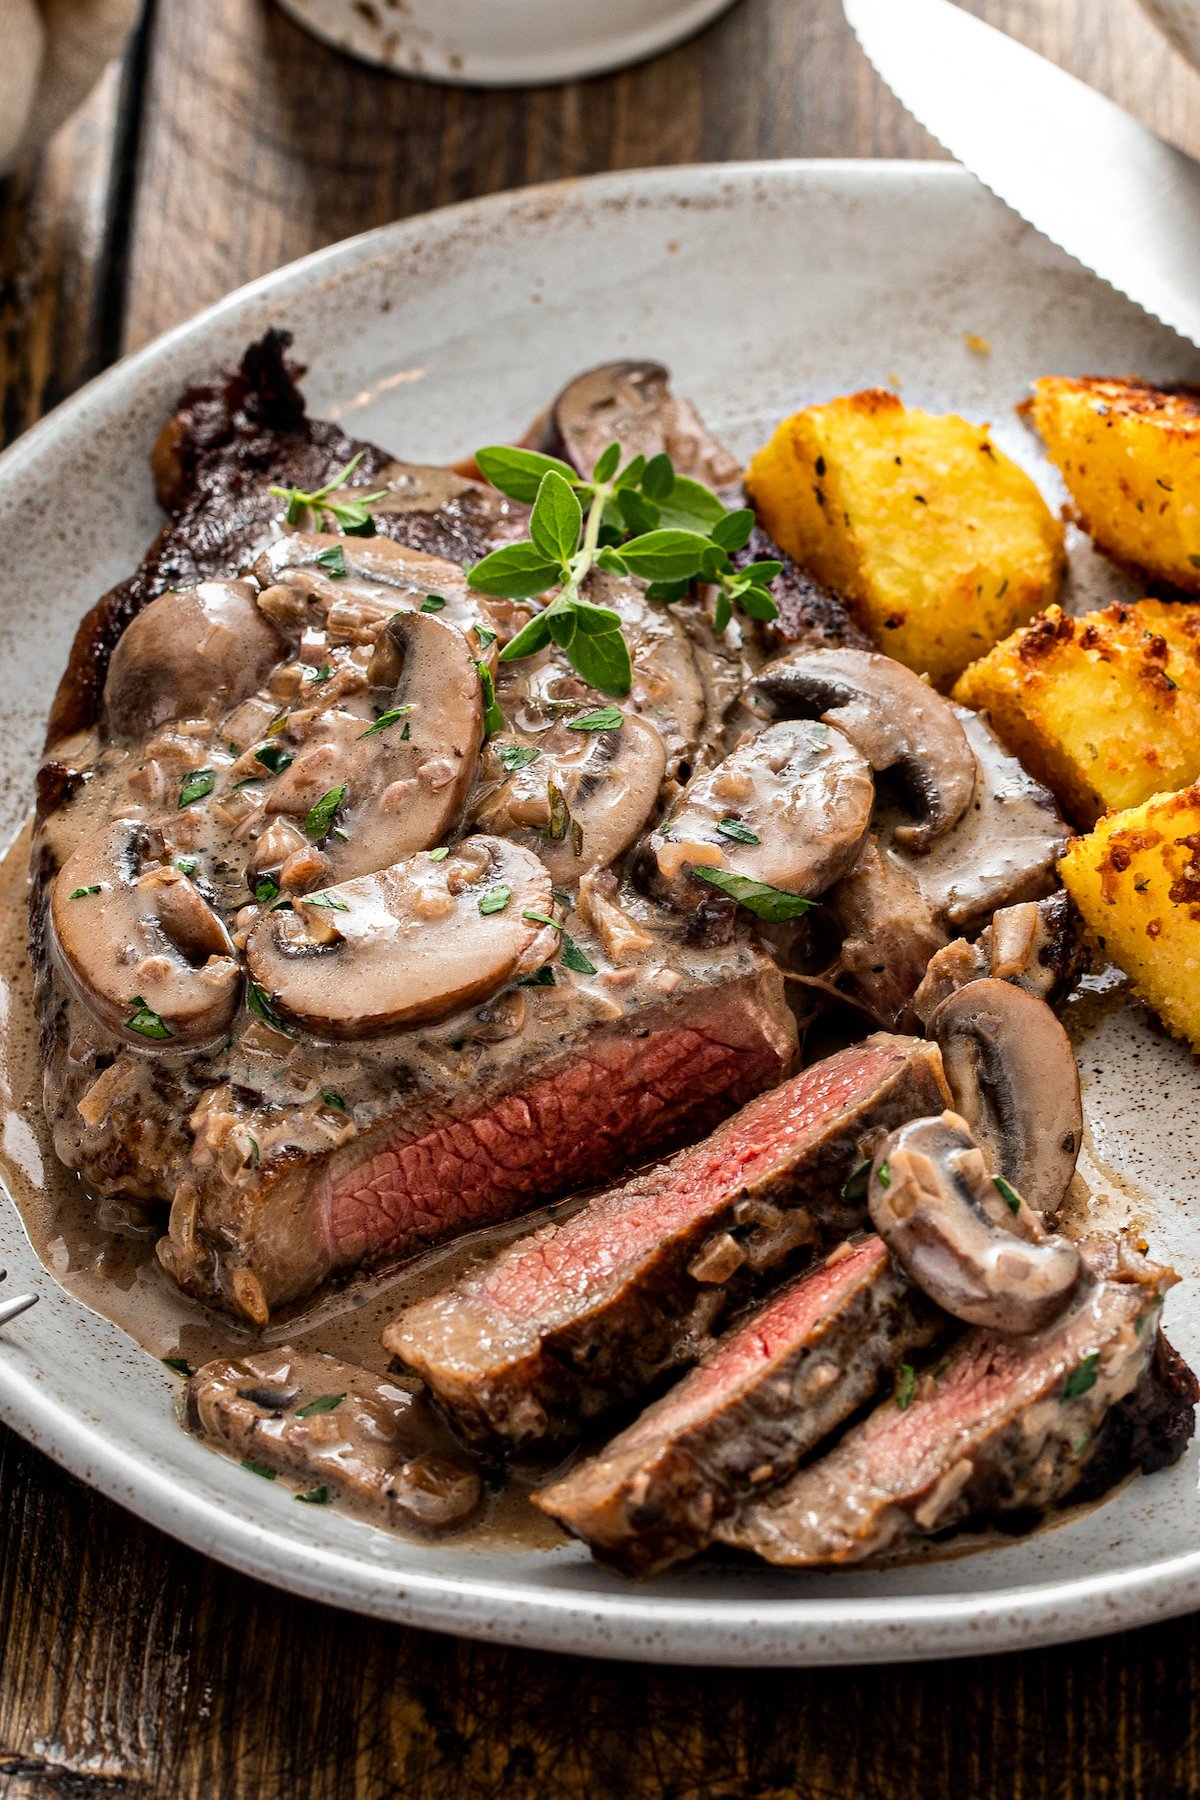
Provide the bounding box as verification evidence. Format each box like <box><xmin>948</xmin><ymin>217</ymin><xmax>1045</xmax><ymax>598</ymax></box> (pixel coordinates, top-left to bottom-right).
<box><xmin>0</xmin><ymin>1293</ymin><xmax>37</xmax><ymax>1327</ymax></box>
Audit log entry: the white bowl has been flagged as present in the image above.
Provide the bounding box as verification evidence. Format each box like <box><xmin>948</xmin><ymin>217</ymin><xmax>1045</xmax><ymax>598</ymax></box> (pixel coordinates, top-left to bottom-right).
<box><xmin>273</xmin><ymin>0</ymin><xmax>741</xmax><ymax>85</ymax></box>
<box><xmin>1138</xmin><ymin>0</ymin><xmax>1200</xmax><ymax>71</ymax></box>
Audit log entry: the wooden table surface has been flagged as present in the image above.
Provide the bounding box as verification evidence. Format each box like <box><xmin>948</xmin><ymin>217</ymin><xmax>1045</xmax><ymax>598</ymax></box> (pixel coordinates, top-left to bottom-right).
<box><xmin>4</xmin><ymin>2</ymin><xmax>1200</xmax><ymax>1794</ymax></box>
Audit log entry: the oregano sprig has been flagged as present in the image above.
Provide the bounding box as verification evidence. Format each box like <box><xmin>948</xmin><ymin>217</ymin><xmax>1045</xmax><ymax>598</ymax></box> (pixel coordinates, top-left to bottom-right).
<box><xmin>270</xmin><ymin>452</ymin><xmax>389</xmax><ymax>537</ymax></box>
<box><xmin>466</xmin><ymin>444</ymin><xmax>780</xmax><ymax>698</ymax></box>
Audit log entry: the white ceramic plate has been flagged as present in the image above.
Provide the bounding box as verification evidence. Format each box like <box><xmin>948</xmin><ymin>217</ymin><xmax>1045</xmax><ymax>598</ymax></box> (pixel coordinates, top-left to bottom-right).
<box><xmin>3</xmin><ymin>163</ymin><xmax>1200</xmax><ymax>1667</ymax></box>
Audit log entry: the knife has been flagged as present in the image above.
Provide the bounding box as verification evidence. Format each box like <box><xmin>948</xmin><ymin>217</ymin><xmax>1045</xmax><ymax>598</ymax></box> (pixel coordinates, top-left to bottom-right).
<box><xmin>843</xmin><ymin>0</ymin><xmax>1200</xmax><ymax>348</ymax></box>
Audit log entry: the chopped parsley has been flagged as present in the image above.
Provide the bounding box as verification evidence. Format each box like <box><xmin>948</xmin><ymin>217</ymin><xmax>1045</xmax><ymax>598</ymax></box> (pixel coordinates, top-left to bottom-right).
<box><xmin>296</xmin><ymin>1485</ymin><xmax>333</xmax><ymax>1505</ymax></box>
<box><xmin>497</xmin><ymin>742</ymin><xmax>540</xmax><ymax>773</ymax></box>
<box><xmin>160</xmin><ymin>1355</ymin><xmax>193</xmax><ymax>1377</ymax></box>
<box><xmin>691</xmin><ymin>866</ymin><xmax>817</xmax><ymax>921</ymax></box>
<box><xmin>993</xmin><ymin>1175</ymin><xmax>1023</xmax><ymax>1217</ymax></box>
<box><xmin>303</xmin><ymin>892</ymin><xmax>350</xmax><ymax>911</ymax></box>
<box><xmin>876</xmin><ymin>1159</ymin><xmax>891</xmax><ymax>1190</ymax></box>
<box><xmin>479</xmin><ymin>887</ymin><xmax>511</xmax><ymax>915</ymax></box>
<box><xmin>476</xmin><ymin>660</ymin><xmax>505</xmax><ymax>738</ymax></box>
<box><xmin>359</xmin><ymin>706</ymin><xmax>413</xmax><ymax>739</ymax></box>
<box><xmin>241</xmin><ymin>1460</ymin><xmax>278</xmax><ymax>1481</ymax></box>
<box><xmin>1062</xmin><ymin>1352</ymin><xmax>1100</xmax><ymax>1401</ymax></box>
<box><xmin>894</xmin><ymin>1363</ymin><xmax>916</xmax><ymax>1411</ymax></box>
<box><xmin>560</xmin><ymin>932</ymin><xmax>597</xmax><ymax>975</ymax></box>
<box><xmin>254</xmin><ymin>744</ymin><xmax>294</xmax><ymax>776</ymax></box>
<box><xmin>716</xmin><ymin>818</ymin><xmax>761</xmax><ymax>846</ymax></box>
<box><xmin>295</xmin><ymin>1392</ymin><xmax>345</xmax><ymax>1418</ymax></box>
<box><xmin>518</xmin><ymin>966</ymin><xmax>556</xmax><ymax>987</ymax></box>
<box><xmin>125</xmin><ymin>997</ymin><xmax>172</xmax><ymax>1041</ymax></box>
<box><xmin>841</xmin><ymin>1160</ymin><xmax>871</xmax><ymax>1206</ymax></box>
<box><xmin>473</xmin><ymin>623</ymin><xmax>497</xmax><ymax>649</ymax></box>
<box><xmin>255</xmin><ymin>875</ymin><xmax>280</xmax><ymax>905</ymax></box>
<box><xmin>304</xmin><ymin>785</ymin><xmax>347</xmax><ymax>840</ymax></box>
<box><xmin>69</xmin><ymin>885</ymin><xmax>102</xmax><ymax>899</ymax></box>
<box><xmin>568</xmin><ymin>705</ymin><xmax>623</xmax><ymax>732</ymax></box>
<box><xmin>522</xmin><ymin>910</ymin><xmax>561</xmax><ymax>929</ymax></box>
<box><xmin>320</xmin><ymin>1089</ymin><xmax>346</xmax><ymax>1112</ymax></box>
<box><xmin>178</xmin><ymin>769</ymin><xmax>216</xmax><ymax>809</ymax></box>
<box><xmin>248</xmin><ymin>982</ymin><xmax>289</xmax><ymax>1034</ymax></box>
<box><xmin>174</xmin><ymin>855</ymin><xmax>200</xmax><ymax>876</ymax></box>
<box><xmin>316</xmin><ymin>544</ymin><xmax>346</xmax><ymax>577</ymax></box>
<box><xmin>428</xmin><ymin>847</ymin><xmax>450</xmax><ymax>862</ymax></box>
<box><xmin>420</xmin><ymin>593</ymin><xmax>447</xmax><ymax>612</ymax></box>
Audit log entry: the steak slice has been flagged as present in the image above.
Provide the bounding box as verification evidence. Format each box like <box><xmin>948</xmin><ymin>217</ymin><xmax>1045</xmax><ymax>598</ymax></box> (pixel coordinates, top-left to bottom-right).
<box><xmin>720</xmin><ymin>1236</ymin><xmax>1190</xmax><ymax>1566</ymax></box>
<box><xmin>535</xmin><ymin>1234</ymin><xmax>942</xmax><ymax>1575</ymax></box>
<box><xmin>385</xmin><ymin>1035</ymin><xmax>951</xmax><ymax>1452</ymax></box>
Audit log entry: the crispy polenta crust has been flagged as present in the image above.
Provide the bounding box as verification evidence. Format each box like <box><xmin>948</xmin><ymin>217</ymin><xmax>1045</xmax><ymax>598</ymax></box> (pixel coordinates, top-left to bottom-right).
<box><xmin>1030</xmin><ymin>375</ymin><xmax>1200</xmax><ymax>593</ymax></box>
<box><xmin>1060</xmin><ymin>787</ymin><xmax>1200</xmax><ymax>1049</ymax></box>
<box><xmin>954</xmin><ymin>599</ymin><xmax>1200</xmax><ymax>825</ymax></box>
<box><xmin>746</xmin><ymin>389</ymin><xmax>1065</xmax><ymax>690</ymax></box>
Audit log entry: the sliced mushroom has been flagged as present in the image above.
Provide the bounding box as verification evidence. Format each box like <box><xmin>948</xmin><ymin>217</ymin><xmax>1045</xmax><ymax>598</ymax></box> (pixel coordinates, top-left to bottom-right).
<box><xmin>50</xmin><ymin>820</ymin><xmax>240</xmax><ymax>1046</ymax></box>
<box><xmin>540</xmin><ymin>362</ymin><xmax>742</xmax><ymax>490</ymax></box>
<box><xmin>262</xmin><ymin>607</ymin><xmax>485</xmax><ymax>882</ymax></box>
<box><xmin>104</xmin><ymin>581</ymin><xmax>285</xmax><ymax>741</ymax></box>
<box><xmin>868</xmin><ymin>1111</ymin><xmax>1083</xmax><ymax>1334</ymax></box>
<box><xmin>252</xmin><ymin>533</ymin><xmax>488</xmax><ymax>640</ymax></box>
<box><xmin>244</xmin><ymin>836</ymin><xmax>558</xmax><ymax>1037</ymax></box>
<box><xmin>474</xmin><ymin>712</ymin><xmax>666</xmax><ymax>884</ymax></box>
<box><xmin>909</xmin><ymin>893</ymin><xmax>1087</xmax><ymax>1028</ymax></box>
<box><xmin>650</xmin><ymin>720</ymin><xmax>874</xmax><ymax>904</ymax></box>
<box><xmin>753</xmin><ymin>648</ymin><xmax>977</xmax><ymax>851</ymax></box>
<box><xmin>929</xmin><ymin>979</ymin><xmax>1083</xmax><ymax>1217</ymax></box>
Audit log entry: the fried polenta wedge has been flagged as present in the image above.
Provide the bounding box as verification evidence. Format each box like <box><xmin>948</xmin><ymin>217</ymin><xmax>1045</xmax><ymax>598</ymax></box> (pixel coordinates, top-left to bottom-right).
<box><xmin>954</xmin><ymin>599</ymin><xmax>1200</xmax><ymax>825</ymax></box>
<box><xmin>746</xmin><ymin>389</ymin><xmax>1065</xmax><ymax>689</ymax></box>
<box><xmin>1060</xmin><ymin>788</ymin><xmax>1200</xmax><ymax>1049</ymax></box>
<box><xmin>1029</xmin><ymin>376</ymin><xmax>1200</xmax><ymax>592</ymax></box>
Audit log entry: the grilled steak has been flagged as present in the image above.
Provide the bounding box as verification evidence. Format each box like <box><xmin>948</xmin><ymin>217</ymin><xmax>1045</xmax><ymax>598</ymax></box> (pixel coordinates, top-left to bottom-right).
<box><xmin>32</xmin><ymin>335</ymin><xmax>808</xmax><ymax>1322</ymax></box>
<box><xmin>385</xmin><ymin>1035</ymin><xmax>951</xmax><ymax>1452</ymax></box>
<box><xmin>535</xmin><ymin>1233</ymin><xmax>942</xmax><ymax>1574</ymax></box>
<box><xmin>186</xmin><ymin>1345</ymin><xmax>482</xmax><ymax>1528</ymax></box>
<box><xmin>719</xmin><ymin>1236</ymin><xmax>1189</xmax><ymax>1565</ymax></box>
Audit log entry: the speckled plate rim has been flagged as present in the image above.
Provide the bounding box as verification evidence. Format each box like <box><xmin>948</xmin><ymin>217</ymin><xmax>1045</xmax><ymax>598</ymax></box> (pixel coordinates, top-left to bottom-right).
<box><xmin>3</xmin><ymin>161</ymin><xmax>1200</xmax><ymax>1666</ymax></box>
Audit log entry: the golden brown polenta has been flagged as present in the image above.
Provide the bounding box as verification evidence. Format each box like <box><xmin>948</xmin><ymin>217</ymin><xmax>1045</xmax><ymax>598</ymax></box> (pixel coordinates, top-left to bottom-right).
<box><xmin>953</xmin><ymin>599</ymin><xmax>1200</xmax><ymax>825</ymax></box>
<box><xmin>1060</xmin><ymin>788</ymin><xmax>1200</xmax><ymax>1049</ymax></box>
<box><xmin>745</xmin><ymin>389</ymin><xmax>1065</xmax><ymax>690</ymax></box>
<box><xmin>1030</xmin><ymin>375</ymin><xmax>1200</xmax><ymax>593</ymax></box>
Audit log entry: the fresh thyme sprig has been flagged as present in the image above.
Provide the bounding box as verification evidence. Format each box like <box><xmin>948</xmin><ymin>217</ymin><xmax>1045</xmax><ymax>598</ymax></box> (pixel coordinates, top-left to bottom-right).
<box><xmin>269</xmin><ymin>452</ymin><xmax>388</xmax><ymax>537</ymax></box>
<box><xmin>466</xmin><ymin>444</ymin><xmax>780</xmax><ymax>697</ymax></box>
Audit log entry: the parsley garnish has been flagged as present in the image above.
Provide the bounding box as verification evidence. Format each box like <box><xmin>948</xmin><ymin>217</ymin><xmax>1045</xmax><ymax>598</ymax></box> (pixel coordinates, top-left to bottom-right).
<box><xmin>993</xmin><ymin>1176</ymin><xmax>1022</xmax><ymax>1217</ymax></box>
<box><xmin>421</xmin><ymin>593</ymin><xmax>446</xmax><ymax>613</ymax></box>
<box><xmin>296</xmin><ymin>1485</ymin><xmax>333</xmax><ymax>1505</ymax></box>
<box><xmin>518</xmin><ymin>966</ymin><xmax>556</xmax><ymax>987</ymax></box>
<box><xmin>895</xmin><ymin>1364</ymin><xmax>916</xmax><ymax>1410</ymax></box>
<box><xmin>476</xmin><ymin>660</ymin><xmax>505</xmax><ymax>738</ymax></box>
<box><xmin>178</xmin><ymin>769</ymin><xmax>216</xmax><ymax>809</ymax></box>
<box><xmin>254</xmin><ymin>744</ymin><xmax>294</xmax><ymax>777</ymax></box>
<box><xmin>359</xmin><ymin>706</ymin><xmax>413</xmax><ymax>739</ymax></box>
<box><xmin>69</xmin><ymin>885</ymin><xmax>102</xmax><ymax>899</ymax></box>
<box><xmin>320</xmin><ymin>1089</ymin><xmax>346</xmax><ymax>1112</ymax></box>
<box><xmin>479</xmin><ymin>887</ymin><xmax>511</xmax><ymax>915</ymax></box>
<box><xmin>174</xmin><ymin>856</ymin><xmax>199</xmax><ymax>876</ymax></box>
<box><xmin>241</xmin><ymin>1459</ymin><xmax>278</xmax><ymax>1481</ymax></box>
<box><xmin>716</xmin><ymin>818</ymin><xmax>761</xmax><ymax>846</ymax></box>
<box><xmin>304</xmin><ymin>785</ymin><xmax>347</xmax><ymax>840</ymax></box>
<box><xmin>316</xmin><ymin>544</ymin><xmax>346</xmax><ymax>577</ymax></box>
<box><xmin>569</xmin><ymin>705</ymin><xmax>623</xmax><ymax>732</ymax></box>
<box><xmin>1063</xmin><ymin>1353</ymin><xmax>1100</xmax><ymax>1401</ymax></box>
<box><xmin>295</xmin><ymin>1392</ymin><xmax>345</xmax><ymax>1418</ymax></box>
<box><xmin>248</xmin><ymin>982</ymin><xmax>289</xmax><ymax>1034</ymax></box>
<box><xmin>125</xmin><ymin>997</ymin><xmax>172</xmax><ymax>1040</ymax></box>
<box><xmin>841</xmin><ymin>1160</ymin><xmax>871</xmax><ymax>1206</ymax></box>
<box><xmin>473</xmin><ymin>622</ymin><xmax>497</xmax><ymax>648</ymax></box>
<box><xmin>255</xmin><ymin>875</ymin><xmax>280</xmax><ymax>905</ymax></box>
<box><xmin>691</xmin><ymin>866</ymin><xmax>817</xmax><ymax>921</ymax></box>
<box><xmin>560</xmin><ymin>932</ymin><xmax>597</xmax><ymax>975</ymax></box>
<box><xmin>522</xmin><ymin>910</ymin><xmax>561</xmax><ymax>929</ymax></box>
<box><xmin>161</xmin><ymin>1355</ymin><xmax>193</xmax><ymax>1376</ymax></box>
<box><xmin>428</xmin><ymin>846</ymin><xmax>450</xmax><ymax>862</ymax></box>
<box><xmin>877</xmin><ymin>1159</ymin><xmax>891</xmax><ymax>1190</ymax></box>
<box><xmin>497</xmin><ymin>742</ymin><xmax>540</xmax><ymax>773</ymax></box>
<box><xmin>303</xmin><ymin>892</ymin><xmax>350</xmax><ymax>911</ymax></box>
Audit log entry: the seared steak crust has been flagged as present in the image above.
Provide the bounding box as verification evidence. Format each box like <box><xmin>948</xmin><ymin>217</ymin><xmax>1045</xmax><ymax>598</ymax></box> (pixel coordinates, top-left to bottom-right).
<box><xmin>386</xmin><ymin>1036</ymin><xmax>952</xmax><ymax>1453</ymax></box>
<box><xmin>536</xmin><ymin>1234</ymin><xmax>942</xmax><ymax>1575</ymax></box>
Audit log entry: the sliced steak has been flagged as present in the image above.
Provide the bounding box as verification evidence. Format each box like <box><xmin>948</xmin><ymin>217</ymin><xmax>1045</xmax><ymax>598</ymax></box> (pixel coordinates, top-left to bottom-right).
<box><xmin>385</xmin><ymin>1035</ymin><xmax>952</xmax><ymax>1452</ymax></box>
<box><xmin>535</xmin><ymin>1234</ymin><xmax>942</xmax><ymax>1575</ymax></box>
<box><xmin>186</xmin><ymin>1346</ymin><xmax>482</xmax><ymax>1528</ymax></box>
<box><xmin>720</xmin><ymin>1236</ymin><xmax>1188</xmax><ymax>1566</ymax></box>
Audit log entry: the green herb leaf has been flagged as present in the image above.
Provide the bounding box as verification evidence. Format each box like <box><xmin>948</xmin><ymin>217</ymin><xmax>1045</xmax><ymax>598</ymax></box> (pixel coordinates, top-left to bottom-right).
<box><xmin>316</xmin><ymin>544</ymin><xmax>346</xmax><ymax>576</ymax></box>
<box><xmin>616</xmin><ymin>487</ymin><xmax>661</xmax><ymax>535</ymax></box>
<box><xmin>895</xmin><ymin>1363</ymin><xmax>916</xmax><ymax>1411</ymax></box>
<box><xmin>595</xmin><ymin>546</ymin><xmax>630</xmax><ymax>577</ymax></box>
<box><xmin>641</xmin><ymin>453</ymin><xmax>675</xmax><ymax>502</ymax></box>
<box><xmin>549</xmin><ymin>598</ymin><xmax>632</xmax><ymax>697</ymax></box>
<box><xmin>296</xmin><ymin>1484</ymin><xmax>333</xmax><ymax>1505</ymax></box>
<box><xmin>841</xmin><ymin>1160</ymin><xmax>872</xmax><ymax>1206</ymax></box>
<box><xmin>496</xmin><ymin>608</ymin><xmax>556</xmax><ymax>661</ymax></box>
<box><xmin>479</xmin><ymin>886</ymin><xmax>511</xmax><ymax>915</ymax></box>
<box><xmin>255</xmin><ymin>875</ymin><xmax>280</xmax><ymax>904</ymax></box>
<box><xmin>248</xmin><ymin>981</ymin><xmax>290</xmax><ymax>1034</ymax></box>
<box><xmin>530</xmin><ymin>469</ymin><xmax>583</xmax><ymax>566</ymax></box>
<box><xmin>428</xmin><ymin>846</ymin><xmax>450</xmax><ymax>862</ymax></box>
<box><xmin>320</xmin><ymin>1089</ymin><xmax>346</xmax><ymax>1112</ymax></box>
<box><xmin>69</xmin><ymin>885</ymin><xmax>102</xmax><ymax>899</ymax></box>
<box><xmin>654</xmin><ymin>474</ymin><xmax>726</xmax><ymax>532</ymax></box>
<box><xmin>125</xmin><ymin>997</ymin><xmax>172</xmax><ymax>1040</ymax></box>
<box><xmin>246</xmin><ymin>1134</ymin><xmax>260</xmax><ymax>1169</ymax></box>
<box><xmin>877</xmin><ymin>1159</ymin><xmax>891</xmax><ymax>1190</ymax></box>
<box><xmin>178</xmin><ymin>769</ymin><xmax>216</xmax><ymax>809</ymax></box>
<box><xmin>619</xmin><ymin>528</ymin><xmax>711</xmax><ymax>583</ymax></box>
<box><xmin>711</xmin><ymin>507</ymin><xmax>756</xmax><ymax>552</ymax></box>
<box><xmin>716</xmin><ymin>817</ymin><xmax>760</xmax><ymax>846</ymax></box>
<box><xmin>522</xmin><ymin>910</ymin><xmax>561</xmax><ymax>929</ymax></box>
<box><xmin>174</xmin><ymin>855</ymin><xmax>200</xmax><ymax>876</ymax></box>
<box><xmin>308</xmin><ymin>666</ymin><xmax>333</xmax><ymax>684</ymax></box>
<box><xmin>359</xmin><ymin>706</ymin><xmax>413</xmax><ymax>739</ymax></box>
<box><xmin>690</xmin><ymin>866</ymin><xmax>818</xmax><ymax>921</ymax></box>
<box><xmin>475</xmin><ymin>444</ymin><xmax>579</xmax><ymax>505</ymax></box>
<box><xmin>469</xmin><ymin>540</ymin><xmax>563</xmax><ymax>601</ymax></box>
<box><xmin>592</xmin><ymin>441</ymin><xmax>621</xmax><ymax>484</ymax></box>
<box><xmin>713</xmin><ymin>590</ymin><xmax>733</xmax><ymax>633</ymax></box>
<box><xmin>295</xmin><ymin>1392</ymin><xmax>345</xmax><ymax>1418</ymax></box>
<box><xmin>254</xmin><ymin>743</ymin><xmax>294</xmax><ymax>775</ymax></box>
<box><xmin>560</xmin><ymin>932</ymin><xmax>597</xmax><ymax>975</ymax></box>
<box><xmin>161</xmin><ymin>1355</ymin><xmax>193</xmax><ymax>1376</ymax></box>
<box><xmin>569</xmin><ymin>705</ymin><xmax>623</xmax><ymax>732</ymax></box>
<box><xmin>1063</xmin><ymin>1352</ymin><xmax>1100</xmax><ymax>1401</ymax></box>
<box><xmin>497</xmin><ymin>741</ymin><xmax>540</xmax><ymax>773</ymax></box>
<box><xmin>993</xmin><ymin>1176</ymin><xmax>1023</xmax><ymax>1217</ymax></box>
<box><xmin>613</xmin><ymin>452</ymin><xmax>646</xmax><ymax>492</ymax></box>
<box><xmin>241</xmin><ymin>1459</ymin><xmax>278</xmax><ymax>1481</ymax></box>
<box><xmin>476</xmin><ymin>660</ymin><xmax>505</xmax><ymax>738</ymax></box>
<box><xmin>420</xmin><ymin>593</ymin><xmax>446</xmax><ymax>613</ymax></box>
<box><xmin>303</xmin><ymin>891</ymin><xmax>350</xmax><ymax>911</ymax></box>
<box><xmin>473</xmin><ymin>622</ymin><xmax>497</xmax><ymax>649</ymax></box>
<box><xmin>736</xmin><ymin>584</ymin><xmax>781</xmax><ymax>622</ymax></box>
<box><xmin>517</xmin><ymin>966</ymin><xmax>556</xmax><ymax>987</ymax></box>
<box><xmin>741</xmin><ymin>559</ymin><xmax>783</xmax><ymax>584</ymax></box>
<box><xmin>304</xmin><ymin>785</ymin><xmax>347</xmax><ymax>840</ymax></box>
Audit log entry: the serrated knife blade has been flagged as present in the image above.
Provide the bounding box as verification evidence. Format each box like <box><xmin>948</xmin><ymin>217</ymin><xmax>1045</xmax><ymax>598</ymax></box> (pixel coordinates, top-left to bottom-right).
<box><xmin>844</xmin><ymin>0</ymin><xmax>1200</xmax><ymax>347</ymax></box>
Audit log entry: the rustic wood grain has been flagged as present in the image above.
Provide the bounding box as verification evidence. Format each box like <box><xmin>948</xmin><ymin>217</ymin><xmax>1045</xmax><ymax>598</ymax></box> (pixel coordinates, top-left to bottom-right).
<box><xmin>5</xmin><ymin>0</ymin><xmax>1200</xmax><ymax>1793</ymax></box>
